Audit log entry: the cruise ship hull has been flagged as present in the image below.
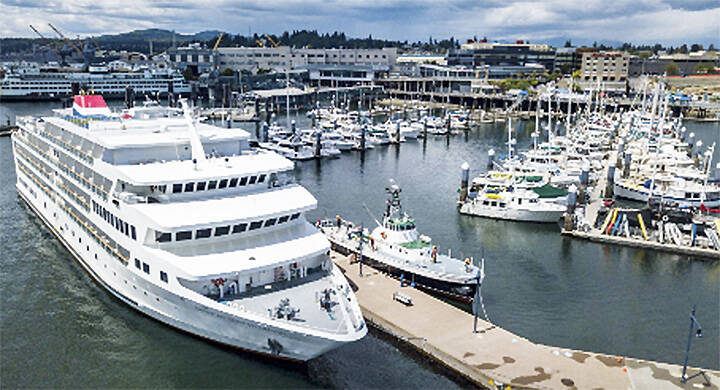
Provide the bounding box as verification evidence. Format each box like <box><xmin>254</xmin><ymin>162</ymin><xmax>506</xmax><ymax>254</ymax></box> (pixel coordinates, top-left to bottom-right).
<box><xmin>14</xmin><ymin>179</ymin><xmax>354</xmax><ymax>362</ymax></box>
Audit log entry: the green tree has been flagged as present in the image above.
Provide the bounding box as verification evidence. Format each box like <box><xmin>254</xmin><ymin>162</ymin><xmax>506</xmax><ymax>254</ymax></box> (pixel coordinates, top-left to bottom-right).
<box><xmin>694</xmin><ymin>62</ymin><xmax>715</xmax><ymax>74</ymax></box>
<box><xmin>638</xmin><ymin>50</ymin><xmax>652</xmax><ymax>59</ymax></box>
<box><xmin>221</xmin><ymin>68</ymin><xmax>234</xmax><ymax>76</ymax></box>
<box><xmin>665</xmin><ymin>61</ymin><xmax>680</xmax><ymax>76</ymax></box>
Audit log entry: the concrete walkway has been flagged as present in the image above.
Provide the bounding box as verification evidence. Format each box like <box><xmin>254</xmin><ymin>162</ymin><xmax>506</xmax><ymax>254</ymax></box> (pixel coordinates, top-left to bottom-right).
<box><xmin>332</xmin><ymin>252</ymin><xmax>719</xmax><ymax>389</ymax></box>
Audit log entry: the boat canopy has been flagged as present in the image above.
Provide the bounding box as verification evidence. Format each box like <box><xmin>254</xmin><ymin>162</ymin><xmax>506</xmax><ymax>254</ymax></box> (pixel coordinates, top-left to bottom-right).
<box><xmin>531</xmin><ymin>184</ymin><xmax>568</xmax><ymax>198</ymax></box>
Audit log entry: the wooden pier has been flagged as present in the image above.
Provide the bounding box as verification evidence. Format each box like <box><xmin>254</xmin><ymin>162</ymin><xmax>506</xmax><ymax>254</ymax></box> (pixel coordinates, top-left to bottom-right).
<box><xmin>332</xmin><ymin>251</ymin><xmax>719</xmax><ymax>389</ymax></box>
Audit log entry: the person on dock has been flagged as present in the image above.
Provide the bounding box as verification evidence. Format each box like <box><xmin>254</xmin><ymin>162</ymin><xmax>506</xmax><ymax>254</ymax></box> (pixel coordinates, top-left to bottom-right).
<box><xmin>336</xmin><ymin>214</ymin><xmax>341</xmax><ymax>228</ymax></box>
<box><xmin>432</xmin><ymin>245</ymin><xmax>438</xmax><ymax>263</ymax></box>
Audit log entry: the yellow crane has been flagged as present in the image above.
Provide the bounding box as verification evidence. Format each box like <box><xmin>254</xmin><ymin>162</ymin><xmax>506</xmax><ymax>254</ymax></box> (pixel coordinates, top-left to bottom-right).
<box><xmin>256</xmin><ymin>39</ymin><xmax>264</xmax><ymax>47</ymax></box>
<box><xmin>29</xmin><ymin>25</ymin><xmax>62</xmax><ymax>56</ymax></box>
<box><xmin>48</xmin><ymin>23</ymin><xmax>83</xmax><ymax>55</ymax></box>
<box><xmin>212</xmin><ymin>32</ymin><xmax>224</xmax><ymax>51</ymax></box>
<box><xmin>264</xmin><ymin>34</ymin><xmax>280</xmax><ymax>47</ymax></box>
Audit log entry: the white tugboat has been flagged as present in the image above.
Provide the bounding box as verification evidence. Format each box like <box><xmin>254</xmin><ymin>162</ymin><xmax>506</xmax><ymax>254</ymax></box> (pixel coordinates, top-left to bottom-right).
<box><xmin>11</xmin><ymin>95</ymin><xmax>366</xmax><ymax>361</ymax></box>
<box><xmin>318</xmin><ymin>180</ymin><xmax>481</xmax><ymax>302</ymax></box>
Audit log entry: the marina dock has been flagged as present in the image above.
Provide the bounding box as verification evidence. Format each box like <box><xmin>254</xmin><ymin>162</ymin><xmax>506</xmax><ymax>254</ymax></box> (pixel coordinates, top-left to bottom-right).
<box><xmin>332</xmin><ymin>251</ymin><xmax>719</xmax><ymax>389</ymax></box>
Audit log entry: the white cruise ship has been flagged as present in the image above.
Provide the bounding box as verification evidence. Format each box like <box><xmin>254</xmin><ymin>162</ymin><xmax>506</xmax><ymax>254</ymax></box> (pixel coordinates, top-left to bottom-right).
<box><xmin>10</xmin><ymin>95</ymin><xmax>366</xmax><ymax>361</ymax></box>
<box><xmin>1</xmin><ymin>64</ymin><xmax>190</xmax><ymax>101</ymax></box>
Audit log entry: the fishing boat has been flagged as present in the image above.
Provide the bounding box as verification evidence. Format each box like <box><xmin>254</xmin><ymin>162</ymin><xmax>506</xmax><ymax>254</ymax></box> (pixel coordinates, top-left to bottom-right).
<box><xmin>318</xmin><ymin>180</ymin><xmax>481</xmax><ymax>302</ymax></box>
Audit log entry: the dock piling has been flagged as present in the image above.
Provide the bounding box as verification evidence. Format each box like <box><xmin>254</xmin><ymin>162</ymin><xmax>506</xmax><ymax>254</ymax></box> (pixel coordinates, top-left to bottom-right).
<box><xmin>487</xmin><ymin>149</ymin><xmax>495</xmax><ymax>170</ymax></box>
<box><xmin>460</xmin><ymin>162</ymin><xmax>469</xmax><ymax>203</ymax></box>
<box><xmin>604</xmin><ymin>162</ymin><xmax>616</xmax><ymax>199</ymax></box>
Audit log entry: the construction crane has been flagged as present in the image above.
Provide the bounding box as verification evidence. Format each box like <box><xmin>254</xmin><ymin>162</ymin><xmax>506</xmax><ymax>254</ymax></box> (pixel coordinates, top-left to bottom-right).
<box><xmin>256</xmin><ymin>39</ymin><xmax>264</xmax><ymax>47</ymax></box>
<box><xmin>212</xmin><ymin>32</ymin><xmax>224</xmax><ymax>51</ymax></box>
<box><xmin>29</xmin><ymin>25</ymin><xmax>63</xmax><ymax>57</ymax></box>
<box><xmin>264</xmin><ymin>34</ymin><xmax>280</xmax><ymax>47</ymax></box>
<box><xmin>48</xmin><ymin>23</ymin><xmax>83</xmax><ymax>55</ymax></box>
<box><xmin>29</xmin><ymin>25</ymin><xmax>55</xmax><ymax>48</ymax></box>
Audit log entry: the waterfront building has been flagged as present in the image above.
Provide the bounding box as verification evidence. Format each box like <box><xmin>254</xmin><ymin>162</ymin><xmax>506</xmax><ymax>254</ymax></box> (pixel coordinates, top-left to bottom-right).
<box><xmin>580</xmin><ymin>51</ymin><xmax>629</xmax><ymax>82</ymax></box>
<box><xmin>448</xmin><ymin>41</ymin><xmax>555</xmax><ymax>71</ymax></box>
<box><xmin>629</xmin><ymin>51</ymin><xmax>719</xmax><ymax>76</ymax></box>
<box><xmin>165</xmin><ymin>43</ymin><xmax>216</xmax><ymax>74</ymax></box>
<box><xmin>216</xmin><ymin>47</ymin><xmax>396</xmax><ymax>74</ymax></box>
<box><xmin>300</xmin><ymin>64</ymin><xmax>388</xmax><ymax>87</ymax></box>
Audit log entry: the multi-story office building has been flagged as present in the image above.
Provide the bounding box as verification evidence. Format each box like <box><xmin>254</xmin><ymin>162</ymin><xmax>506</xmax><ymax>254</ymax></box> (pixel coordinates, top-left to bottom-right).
<box><xmin>447</xmin><ymin>41</ymin><xmax>555</xmax><ymax>71</ymax></box>
<box><xmin>165</xmin><ymin>43</ymin><xmax>216</xmax><ymax>74</ymax></box>
<box><xmin>216</xmin><ymin>47</ymin><xmax>397</xmax><ymax>74</ymax></box>
<box><xmin>580</xmin><ymin>51</ymin><xmax>630</xmax><ymax>82</ymax></box>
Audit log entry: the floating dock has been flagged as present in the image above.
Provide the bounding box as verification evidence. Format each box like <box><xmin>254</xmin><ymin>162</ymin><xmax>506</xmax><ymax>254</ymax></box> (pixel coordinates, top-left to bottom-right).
<box><xmin>331</xmin><ymin>251</ymin><xmax>719</xmax><ymax>389</ymax></box>
<box><xmin>563</xmin><ymin>152</ymin><xmax>720</xmax><ymax>260</ymax></box>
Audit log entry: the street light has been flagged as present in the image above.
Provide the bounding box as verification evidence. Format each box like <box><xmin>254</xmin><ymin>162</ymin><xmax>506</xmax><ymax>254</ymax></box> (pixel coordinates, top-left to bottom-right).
<box><xmin>680</xmin><ymin>305</ymin><xmax>709</xmax><ymax>385</ymax></box>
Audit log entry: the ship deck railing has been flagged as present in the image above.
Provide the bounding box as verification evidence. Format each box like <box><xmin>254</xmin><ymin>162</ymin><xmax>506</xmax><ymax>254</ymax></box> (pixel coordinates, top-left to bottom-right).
<box><xmin>206</xmin><ymin>269</ymin><xmax>355</xmax><ymax>334</ymax></box>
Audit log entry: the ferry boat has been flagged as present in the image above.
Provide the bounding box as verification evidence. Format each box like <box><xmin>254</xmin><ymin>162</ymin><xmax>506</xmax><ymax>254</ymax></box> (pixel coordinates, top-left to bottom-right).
<box><xmin>318</xmin><ymin>181</ymin><xmax>481</xmax><ymax>302</ymax></box>
<box><xmin>1</xmin><ymin>63</ymin><xmax>190</xmax><ymax>101</ymax></box>
<box><xmin>10</xmin><ymin>95</ymin><xmax>366</xmax><ymax>361</ymax></box>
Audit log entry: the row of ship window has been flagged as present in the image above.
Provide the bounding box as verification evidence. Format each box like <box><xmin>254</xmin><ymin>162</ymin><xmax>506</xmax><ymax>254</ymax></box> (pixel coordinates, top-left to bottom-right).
<box><xmin>92</xmin><ymin>199</ymin><xmax>137</xmax><ymax>240</ymax></box>
<box><xmin>155</xmin><ymin>212</ymin><xmax>301</xmax><ymax>243</ymax></box>
<box><xmin>171</xmin><ymin>174</ymin><xmax>267</xmax><ymax>194</ymax></box>
<box><xmin>134</xmin><ymin>259</ymin><xmax>168</xmax><ymax>283</ymax></box>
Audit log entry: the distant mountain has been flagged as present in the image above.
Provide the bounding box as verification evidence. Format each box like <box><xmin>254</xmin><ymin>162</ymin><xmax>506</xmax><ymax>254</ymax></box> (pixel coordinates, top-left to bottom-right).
<box><xmin>94</xmin><ymin>29</ymin><xmax>224</xmax><ymax>43</ymax></box>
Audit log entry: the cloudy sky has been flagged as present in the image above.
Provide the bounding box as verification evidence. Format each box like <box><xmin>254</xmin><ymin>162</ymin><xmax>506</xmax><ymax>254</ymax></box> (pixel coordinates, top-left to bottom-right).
<box><xmin>2</xmin><ymin>0</ymin><xmax>718</xmax><ymax>46</ymax></box>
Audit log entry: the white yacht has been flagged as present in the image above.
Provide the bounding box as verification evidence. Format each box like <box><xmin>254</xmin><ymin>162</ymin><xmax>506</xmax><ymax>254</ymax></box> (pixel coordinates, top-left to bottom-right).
<box><xmin>459</xmin><ymin>182</ymin><xmax>567</xmax><ymax>223</ymax></box>
<box><xmin>11</xmin><ymin>95</ymin><xmax>366</xmax><ymax>361</ymax></box>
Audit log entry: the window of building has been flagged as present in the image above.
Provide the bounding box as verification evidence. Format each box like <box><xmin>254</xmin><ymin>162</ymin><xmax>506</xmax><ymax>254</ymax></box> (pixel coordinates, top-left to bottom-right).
<box><xmin>156</xmin><ymin>232</ymin><xmax>171</xmax><ymax>243</ymax></box>
<box><xmin>131</xmin><ymin>226</ymin><xmax>136</xmax><ymax>240</ymax></box>
<box><xmin>215</xmin><ymin>225</ymin><xmax>230</xmax><ymax>236</ymax></box>
<box><xmin>142</xmin><ymin>262</ymin><xmax>150</xmax><ymax>274</ymax></box>
<box><xmin>160</xmin><ymin>271</ymin><xmax>168</xmax><ymax>283</ymax></box>
<box><xmin>229</xmin><ymin>178</ymin><xmax>238</xmax><ymax>187</ymax></box>
<box><xmin>196</xmin><ymin>182</ymin><xmax>206</xmax><ymax>191</ymax></box>
<box><xmin>239</xmin><ymin>177</ymin><xmax>248</xmax><ymax>186</ymax></box>
<box><xmin>176</xmin><ymin>231</ymin><xmax>192</xmax><ymax>241</ymax></box>
<box><xmin>290</xmin><ymin>213</ymin><xmax>300</xmax><ymax>220</ymax></box>
<box><xmin>248</xmin><ymin>176</ymin><xmax>257</xmax><ymax>185</ymax></box>
<box><xmin>264</xmin><ymin>218</ymin><xmax>277</xmax><ymax>227</ymax></box>
<box><xmin>232</xmin><ymin>223</ymin><xmax>247</xmax><ymax>233</ymax></box>
<box><xmin>185</xmin><ymin>182</ymin><xmax>194</xmax><ymax>192</ymax></box>
<box><xmin>196</xmin><ymin>228</ymin><xmax>211</xmax><ymax>238</ymax></box>
<box><xmin>249</xmin><ymin>221</ymin><xmax>263</xmax><ymax>230</ymax></box>
<box><xmin>135</xmin><ymin>258</ymin><xmax>141</xmax><ymax>269</ymax></box>
<box><xmin>172</xmin><ymin>183</ymin><xmax>182</xmax><ymax>193</ymax></box>
<box><xmin>278</xmin><ymin>215</ymin><xmax>289</xmax><ymax>224</ymax></box>
<box><xmin>208</xmin><ymin>180</ymin><xmax>217</xmax><ymax>190</ymax></box>
<box><xmin>258</xmin><ymin>174</ymin><xmax>266</xmax><ymax>183</ymax></box>
<box><xmin>218</xmin><ymin>179</ymin><xmax>228</xmax><ymax>189</ymax></box>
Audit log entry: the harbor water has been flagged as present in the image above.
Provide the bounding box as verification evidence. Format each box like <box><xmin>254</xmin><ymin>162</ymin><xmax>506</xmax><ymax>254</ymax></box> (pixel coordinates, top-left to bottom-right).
<box><xmin>1</xmin><ymin>102</ymin><xmax>718</xmax><ymax>388</ymax></box>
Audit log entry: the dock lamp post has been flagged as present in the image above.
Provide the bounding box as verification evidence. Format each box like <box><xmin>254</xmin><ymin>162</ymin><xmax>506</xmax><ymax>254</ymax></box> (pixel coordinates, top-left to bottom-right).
<box><xmin>680</xmin><ymin>305</ymin><xmax>709</xmax><ymax>385</ymax></box>
<box><xmin>471</xmin><ymin>259</ymin><xmax>486</xmax><ymax>334</ymax></box>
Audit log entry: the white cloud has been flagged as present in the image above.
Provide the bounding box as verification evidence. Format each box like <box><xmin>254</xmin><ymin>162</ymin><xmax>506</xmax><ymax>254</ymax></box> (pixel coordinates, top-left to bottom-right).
<box><xmin>0</xmin><ymin>0</ymin><xmax>717</xmax><ymax>46</ymax></box>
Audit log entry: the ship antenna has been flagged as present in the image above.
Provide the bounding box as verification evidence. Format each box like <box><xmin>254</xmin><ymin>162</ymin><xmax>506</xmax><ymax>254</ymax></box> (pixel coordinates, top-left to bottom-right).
<box><xmin>362</xmin><ymin>203</ymin><xmax>382</xmax><ymax>228</ymax></box>
<box><xmin>180</xmin><ymin>99</ymin><xmax>207</xmax><ymax>170</ymax></box>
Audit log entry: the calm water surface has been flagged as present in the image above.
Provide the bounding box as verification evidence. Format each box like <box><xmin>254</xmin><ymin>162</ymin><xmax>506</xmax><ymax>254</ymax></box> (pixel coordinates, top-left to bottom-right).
<box><xmin>1</xmin><ymin>101</ymin><xmax>718</xmax><ymax>388</ymax></box>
